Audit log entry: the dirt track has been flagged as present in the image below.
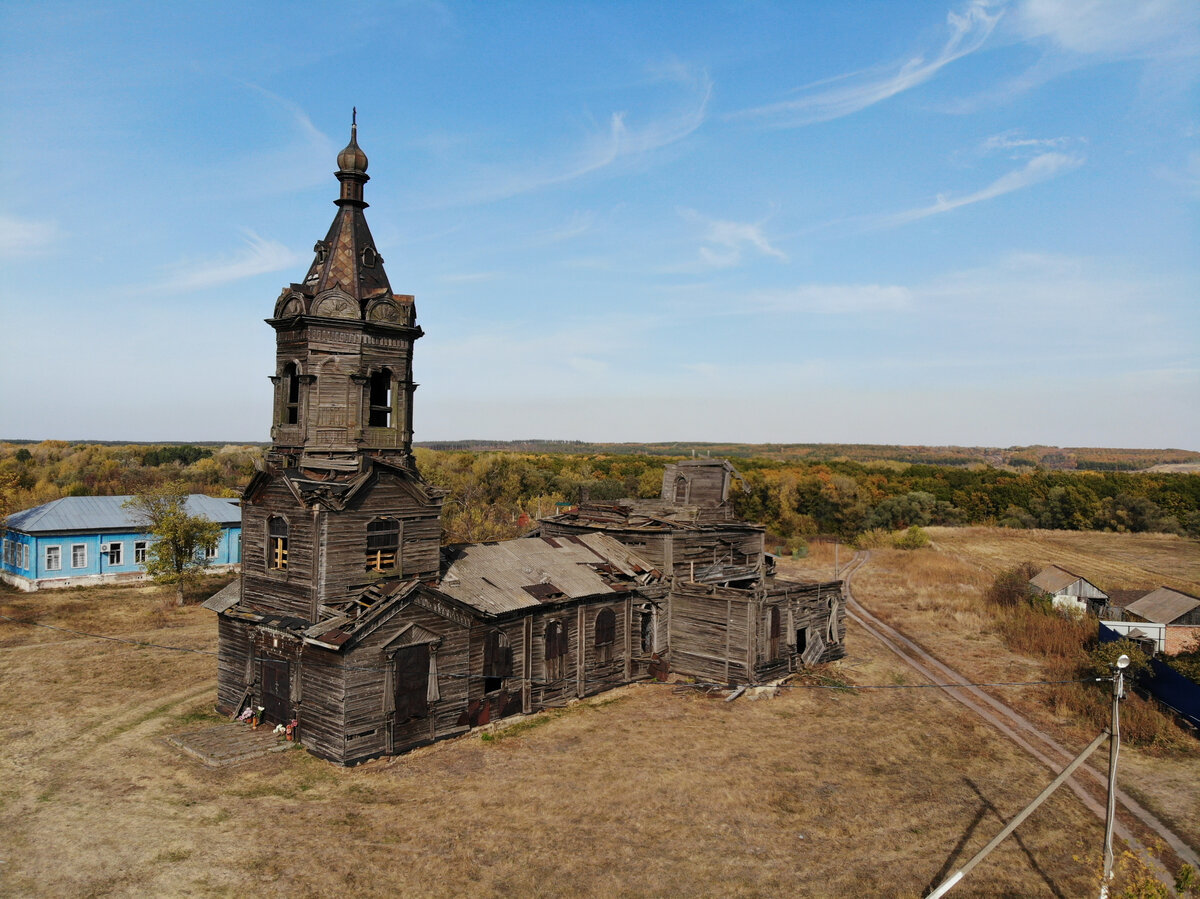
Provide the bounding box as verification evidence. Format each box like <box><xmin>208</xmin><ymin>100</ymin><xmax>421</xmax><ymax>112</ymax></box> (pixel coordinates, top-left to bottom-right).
<box><xmin>841</xmin><ymin>550</ymin><xmax>1199</xmax><ymax>881</ymax></box>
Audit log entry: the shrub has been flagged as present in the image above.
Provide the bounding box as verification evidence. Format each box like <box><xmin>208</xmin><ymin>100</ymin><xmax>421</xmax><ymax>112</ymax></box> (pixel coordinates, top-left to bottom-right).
<box><xmin>1086</xmin><ymin>639</ymin><xmax>1150</xmax><ymax>680</ymax></box>
<box><xmin>892</xmin><ymin>525</ymin><xmax>930</xmax><ymax>550</ymax></box>
<box><xmin>984</xmin><ymin>561</ymin><xmax>1040</xmax><ymax>609</ymax></box>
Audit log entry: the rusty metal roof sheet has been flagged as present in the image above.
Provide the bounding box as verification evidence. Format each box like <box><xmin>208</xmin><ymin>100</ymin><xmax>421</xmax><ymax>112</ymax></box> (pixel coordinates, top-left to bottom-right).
<box><xmin>1125</xmin><ymin>587</ymin><xmax>1200</xmax><ymax>624</ymax></box>
<box><xmin>438</xmin><ymin>532</ymin><xmax>659</xmax><ymax>615</ymax></box>
<box><xmin>1030</xmin><ymin>565</ymin><xmax>1084</xmax><ymax>594</ymax></box>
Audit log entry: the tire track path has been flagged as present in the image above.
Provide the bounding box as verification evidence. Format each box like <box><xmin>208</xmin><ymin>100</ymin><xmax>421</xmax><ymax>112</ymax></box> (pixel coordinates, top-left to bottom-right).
<box><xmin>840</xmin><ymin>550</ymin><xmax>1198</xmax><ymax>875</ymax></box>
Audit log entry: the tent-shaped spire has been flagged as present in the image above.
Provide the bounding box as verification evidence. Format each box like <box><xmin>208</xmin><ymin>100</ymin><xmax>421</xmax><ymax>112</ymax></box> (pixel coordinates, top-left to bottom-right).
<box><xmin>300</xmin><ymin>111</ymin><xmax>392</xmax><ymax>301</ymax></box>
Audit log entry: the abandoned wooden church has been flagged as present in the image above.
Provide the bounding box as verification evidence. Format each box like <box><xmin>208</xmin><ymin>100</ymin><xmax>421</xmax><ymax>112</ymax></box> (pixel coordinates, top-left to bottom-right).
<box><xmin>205</xmin><ymin>121</ymin><xmax>846</xmax><ymax>765</ymax></box>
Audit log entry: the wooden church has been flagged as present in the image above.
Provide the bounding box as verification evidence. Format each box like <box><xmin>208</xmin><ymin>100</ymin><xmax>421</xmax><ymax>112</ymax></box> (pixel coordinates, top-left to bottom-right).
<box><xmin>206</xmin><ymin>120</ymin><xmax>845</xmax><ymax>765</ymax></box>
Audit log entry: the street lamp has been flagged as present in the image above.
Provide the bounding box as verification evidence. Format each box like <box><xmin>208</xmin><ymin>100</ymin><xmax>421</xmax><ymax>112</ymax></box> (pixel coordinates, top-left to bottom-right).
<box><xmin>1100</xmin><ymin>653</ymin><xmax>1130</xmax><ymax>899</ymax></box>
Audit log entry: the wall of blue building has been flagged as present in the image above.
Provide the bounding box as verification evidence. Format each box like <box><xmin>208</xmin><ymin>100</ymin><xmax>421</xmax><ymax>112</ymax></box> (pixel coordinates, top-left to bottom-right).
<box><xmin>1</xmin><ymin>526</ymin><xmax>241</xmax><ymax>584</ymax></box>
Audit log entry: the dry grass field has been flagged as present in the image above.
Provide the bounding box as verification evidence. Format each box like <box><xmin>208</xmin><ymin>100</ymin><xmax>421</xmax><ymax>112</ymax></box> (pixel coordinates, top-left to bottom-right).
<box><xmin>836</xmin><ymin>527</ymin><xmax>1200</xmax><ymax>872</ymax></box>
<box><xmin>0</xmin><ymin>533</ymin><xmax>1192</xmax><ymax>898</ymax></box>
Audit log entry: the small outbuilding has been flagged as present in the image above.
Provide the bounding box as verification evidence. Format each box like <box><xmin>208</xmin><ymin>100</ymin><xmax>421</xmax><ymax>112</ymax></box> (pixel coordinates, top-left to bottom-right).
<box><xmin>1029</xmin><ymin>564</ymin><xmax>1107</xmax><ymax>616</ymax></box>
<box><xmin>1124</xmin><ymin>587</ymin><xmax>1200</xmax><ymax>653</ymax></box>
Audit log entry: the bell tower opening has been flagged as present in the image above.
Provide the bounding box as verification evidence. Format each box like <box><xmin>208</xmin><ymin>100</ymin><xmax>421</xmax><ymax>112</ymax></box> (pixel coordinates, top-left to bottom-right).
<box><xmin>368</xmin><ymin>369</ymin><xmax>393</xmax><ymax>428</ymax></box>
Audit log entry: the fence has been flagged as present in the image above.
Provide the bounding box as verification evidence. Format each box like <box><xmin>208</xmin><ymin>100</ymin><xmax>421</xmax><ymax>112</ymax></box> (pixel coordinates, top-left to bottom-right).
<box><xmin>1099</xmin><ymin>623</ymin><xmax>1200</xmax><ymax>730</ymax></box>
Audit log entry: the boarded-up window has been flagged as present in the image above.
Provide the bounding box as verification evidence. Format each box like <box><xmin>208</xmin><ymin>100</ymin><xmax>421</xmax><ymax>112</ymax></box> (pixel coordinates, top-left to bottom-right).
<box><xmin>268</xmin><ymin>516</ymin><xmax>288</xmax><ymax>570</ymax></box>
<box><xmin>544</xmin><ymin>620</ymin><xmax>568</xmax><ymax>681</ymax></box>
<box><xmin>768</xmin><ymin>606</ymin><xmax>781</xmax><ymax>659</ymax></box>
<box><xmin>394</xmin><ymin>644</ymin><xmax>430</xmax><ymax>722</ymax></box>
<box><xmin>365</xmin><ymin>518</ymin><xmax>399</xmax><ymax>572</ymax></box>
<box><xmin>483</xmin><ymin>630</ymin><xmax>513</xmax><ymax>693</ymax></box>
<box><xmin>368</xmin><ymin>369</ymin><xmax>392</xmax><ymax>427</ymax></box>
<box><xmin>595</xmin><ymin>608</ymin><xmax>616</xmax><ymax>664</ymax></box>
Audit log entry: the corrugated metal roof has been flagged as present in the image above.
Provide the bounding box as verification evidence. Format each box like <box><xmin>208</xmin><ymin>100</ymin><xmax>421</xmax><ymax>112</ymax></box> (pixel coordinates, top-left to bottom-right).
<box><xmin>438</xmin><ymin>533</ymin><xmax>658</xmax><ymax>615</ymax></box>
<box><xmin>1030</xmin><ymin>565</ymin><xmax>1082</xmax><ymax>594</ymax></box>
<box><xmin>1125</xmin><ymin>587</ymin><xmax>1200</xmax><ymax>625</ymax></box>
<box><xmin>5</xmin><ymin>494</ymin><xmax>241</xmax><ymax>534</ymax></box>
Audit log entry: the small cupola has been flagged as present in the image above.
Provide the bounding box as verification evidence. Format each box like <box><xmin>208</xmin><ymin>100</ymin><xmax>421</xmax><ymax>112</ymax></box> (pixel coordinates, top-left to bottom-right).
<box><xmin>335</xmin><ymin>108</ymin><xmax>370</xmax><ymax>207</ymax></box>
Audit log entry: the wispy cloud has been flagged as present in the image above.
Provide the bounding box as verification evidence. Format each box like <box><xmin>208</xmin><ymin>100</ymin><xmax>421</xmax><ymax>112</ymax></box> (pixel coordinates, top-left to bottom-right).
<box><xmin>0</xmin><ymin>214</ymin><xmax>63</xmax><ymax>259</ymax></box>
<box><xmin>681</xmin><ymin>209</ymin><xmax>787</xmax><ymax>268</ymax></box>
<box><xmin>744</xmin><ymin>283</ymin><xmax>913</xmax><ymax>314</ymax></box>
<box><xmin>733</xmin><ymin>1</ymin><xmax>1002</xmax><ymax>127</ymax></box>
<box><xmin>432</xmin><ymin>67</ymin><xmax>712</xmax><ymax>207</ymax></box>
<box><xmin>1012</xmin><ymin>0</ymin><xmax>1199</xmax><ymax>59</ymax></box>
<box><xmin>871</xmin><ymin>151</ymin><xmax>1083</xmax><ymax>227</ymax></box>
<box><xmin>151</xmin><ymin>230</ymin><xmax>300</xmax><ymax>293</ymax></box>
<box><xmin>978</xmin><ymin>129</ymin><xmax>1075</xmax><ymax>157</ymax></box>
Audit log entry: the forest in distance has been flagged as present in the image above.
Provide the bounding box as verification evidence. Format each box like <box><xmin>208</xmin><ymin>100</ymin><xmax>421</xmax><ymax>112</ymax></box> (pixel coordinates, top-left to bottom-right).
<box><xmin>2</xmin><ymin>439</ymin><xmax>1198</xmax><ymax>546</ymax></box>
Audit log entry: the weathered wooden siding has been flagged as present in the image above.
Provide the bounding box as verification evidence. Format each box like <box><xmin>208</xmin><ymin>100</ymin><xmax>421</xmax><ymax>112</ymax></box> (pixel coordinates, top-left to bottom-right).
<box><xmin>215</xmin><ymin>617</ymin><xmax>255</xmax><ymax>716</ymax></box>
<box><xmin>318</xmin><ymin>475</ymin><xmax>442</xmax><ymax>608</ymax></box>
<box><xmin>668</xmin><ymin>587</ymin><xmax>752</xmax><ymax>683</ymax></box>
<box><xmin>242</xmin><ymin>476</ymin><xmax>316</xmax><ymax>619</ymax></box>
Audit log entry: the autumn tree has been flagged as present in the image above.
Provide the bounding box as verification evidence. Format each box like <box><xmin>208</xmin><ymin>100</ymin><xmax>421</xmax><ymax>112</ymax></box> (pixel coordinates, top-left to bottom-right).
<box><xmin>124</xmin><ymin>484</ymin><xmax>222</xmax><ymax>605</ymax></box>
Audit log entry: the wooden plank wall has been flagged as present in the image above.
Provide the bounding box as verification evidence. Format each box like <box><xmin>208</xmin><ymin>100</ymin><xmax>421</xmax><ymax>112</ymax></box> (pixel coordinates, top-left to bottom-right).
<box><xmin>241</xmin><ymin>477</ymin><xmax>316</xmax><ymax>619</ymax></box>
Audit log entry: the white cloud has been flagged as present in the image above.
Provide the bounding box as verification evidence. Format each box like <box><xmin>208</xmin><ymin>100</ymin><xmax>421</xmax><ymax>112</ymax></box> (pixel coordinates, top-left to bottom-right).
<box><xmin>1013</xmin><ymin>0</ymin><xmax>1199</xmax><ymax>58</ymax></box>
<box><xmin>0</xmin><ymin>214</ymin><xmax>63</xmax><ymax>259</ymax></box>
<box><xmin>978</xmin><ymin>130</ymin><xmax>1075</xmax><ymax>157</ymax></box>
<box><xmin>682</xmin><ymin>209</ymin><xmax>787</xmax><ymax>268</ymax></box>
<box><xmin>150</xmin><ymin>230</ymin><xmax>301</xmax><ymax>293</ymax></box>
<box><xmin>734</xmin><ymin>0</ymin><xmax>1002</xmax><ymax>126</ymax></box>
<box><xmin>873</xmin><ymin>151</ymin><xmax>1083</xmax><ymax>227</ymax></box>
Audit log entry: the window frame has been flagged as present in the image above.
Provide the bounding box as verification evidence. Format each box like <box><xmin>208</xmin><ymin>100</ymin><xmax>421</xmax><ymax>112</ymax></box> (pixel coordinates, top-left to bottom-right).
<box><xmin>267</xmin><ymin>516</ymin><xmax>289</xmax><ymax>571</ymax></box>
<box><xmin>46</xmin><ymin>545</ymin><xmax>62</xmax><ymax>571</ymax></box>
<box><xmin>71</xmin><ymin>543</ymin><xmax>87</xmax><ymax>569</ymax></box>
<box><xmin>106</xmin><ymin>541</ymin><xmax>123</xmax><ymax>566</ymax></box>
<box><xmin>594</xmin><ymin>607</ymin><xmax>616</xmax><ymax>665</ymax></box>
<box><xmin>544</xmin><ymin>620</ymin><xmax>569</xmax><ymax>682</ymax></box>
<box><xmin>134</xmin><ymin>541</ymin><xmax>147</xmax><ymax>564</ymax></box>
<box><xmin>483</xmin><ymin>629</ymin><xmax>514</xmax><ymax>694</ymax></box>
<box><xmin>365</xmin><ymin>517</ymin><xmax>400</xmax><ymax>572</ymax></box>
<box><xmin>368</xmin><ymin>368</ymin><xmax>393</xmax><ymax>428</ymax></box>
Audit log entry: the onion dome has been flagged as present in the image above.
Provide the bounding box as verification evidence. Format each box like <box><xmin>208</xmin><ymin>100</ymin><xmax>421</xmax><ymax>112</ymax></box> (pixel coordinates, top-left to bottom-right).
<box><xmin>337</xmin><ymin>110</ymin><xmax>368</xmax><ymax>174</ymax></box>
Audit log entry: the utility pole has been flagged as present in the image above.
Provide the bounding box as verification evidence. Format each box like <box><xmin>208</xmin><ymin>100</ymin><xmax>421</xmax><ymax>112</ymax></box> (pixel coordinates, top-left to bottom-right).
<box><xmin>1100</xmin><ymin>653</ymin><xmax>1129</xmax><ymax>899</ymax></box>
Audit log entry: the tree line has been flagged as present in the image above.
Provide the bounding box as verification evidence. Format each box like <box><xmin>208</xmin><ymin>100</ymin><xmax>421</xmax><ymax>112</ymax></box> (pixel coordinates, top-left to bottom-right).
<box><xmin>3</xmin><ymin>442</ymin><xmax>1197</xmax><ymax>544</ymax></box>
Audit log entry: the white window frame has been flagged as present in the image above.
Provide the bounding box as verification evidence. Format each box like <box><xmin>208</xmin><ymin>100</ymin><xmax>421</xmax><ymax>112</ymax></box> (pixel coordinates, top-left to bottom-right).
<box><xmin>72</xmin><ymin>543</ymin><xmax>87</xmax><ymax>569</ymax></box>
<box><xmin>46</xmin><ymin>545</ymin><xmax>61</xmax><ymax>571</ymax></box>
<box><xmin>107</xmin><ymin>542</ymin><xmax>123</xmax><ymax>565</ymax></box>
<box><xmin>205</xmin><ymin>541</ymin><xmax>218</xmax><ymax>560</ymax></box>
<box><xmin>134</xmin><ymin>541</ymin><xmax>147</xmax><ymax>564</ymax></box>
<box><xmin>21</xmin><ymin>544</ymin><xmax>29</xmax><ymax>570</ymax></box>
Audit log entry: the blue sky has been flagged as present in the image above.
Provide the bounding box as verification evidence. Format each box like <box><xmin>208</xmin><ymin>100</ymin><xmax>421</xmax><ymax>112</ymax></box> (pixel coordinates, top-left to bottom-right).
<box><xmin>2</xmin><ymin>0</ymin><xmax>1197</xmax><ymax>449</ymax></box>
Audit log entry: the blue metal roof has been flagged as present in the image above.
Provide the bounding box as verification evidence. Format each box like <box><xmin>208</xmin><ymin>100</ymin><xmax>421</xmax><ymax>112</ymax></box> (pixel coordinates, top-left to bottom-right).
<box><xmin>5</xmin><ymin>495</ymin><xmax>241</xmax><ymax>535</ymax></box>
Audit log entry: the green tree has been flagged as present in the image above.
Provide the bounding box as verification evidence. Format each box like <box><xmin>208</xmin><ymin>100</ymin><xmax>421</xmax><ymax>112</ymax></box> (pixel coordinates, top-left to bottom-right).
<box><xmin>124</xmin><ymin>484</ymin><xmax>222</xmax><ymax>605</ymax></box>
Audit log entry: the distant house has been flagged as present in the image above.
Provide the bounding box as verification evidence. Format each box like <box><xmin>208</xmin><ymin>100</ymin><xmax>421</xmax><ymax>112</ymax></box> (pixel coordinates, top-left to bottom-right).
<box><xmin>1</xmin><ymin>495</ymin><xmax>241</xmax><ymax>591</ymax></box>
<box><xmin>1029</xmin><ymin>564</ymin><xmax>1108</xmax><ymax>616</ymax></box>
<box><xmin>1124</xmin><ymin>587</ymin><xmax>1200</xmax><ymax>654</ymax></box>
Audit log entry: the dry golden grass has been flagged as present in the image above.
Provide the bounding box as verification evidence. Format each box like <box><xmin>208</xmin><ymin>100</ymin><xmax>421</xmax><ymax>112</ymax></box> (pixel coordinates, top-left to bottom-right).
<box><xmin>834</xmin><ymin>527</ymin><xmax>1200</xmax><ymax>867</ymax></box>
<box><xmin>0</xmin><ymin>577</ymin><xmax>1135</xmax><ymax>897</ymax></box>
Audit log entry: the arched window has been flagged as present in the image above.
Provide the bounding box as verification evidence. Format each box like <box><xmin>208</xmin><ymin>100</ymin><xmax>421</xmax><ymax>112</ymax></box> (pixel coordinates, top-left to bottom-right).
<box><xmin>365</xmin><ymin>518</ymin><xmax>399</xmax><ymax>572</ymax></box>
<box><xmin>368</xmin><ymin>369</ymin><xmax>392</xmax><ymax>427</ymax></box>
<box><xmin>768</xmin><ymin>606</ymin><xmax>781</xmax><ymax>659</ymax></box>
<box><xmin>483</xmin><ymin>630</ymin><xmax>513</xmax><ymax>693</ymax></box>
<box><xmin>267</xmin><ymin>516</ymin><xmax>288</xmax><ymax>571</ymax></box>
<box><xmin>283</xmin><ymin>363</ymin><xmax>300</xmax><ymax>425</ymax></box>
<box><xmin>544</xmin><ymin>620</ymin><xmax>568</xmax><ymax>681</ymax></box>
<box><xmin>594</xmin><ymin>608</ymin><xmax>616</xmax><ymax>664</ymax></box>
<box><xmin>674</xmin><ymin>475</ymin><xmax>688</xmax><ymax>504</ymax></box>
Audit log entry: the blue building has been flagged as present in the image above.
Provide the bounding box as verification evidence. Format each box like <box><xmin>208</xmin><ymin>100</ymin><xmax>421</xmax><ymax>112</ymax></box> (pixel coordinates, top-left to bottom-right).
<box><xmin>1</xmin><ymin>495</ymin><xmax>241</xmax><ymax>591</ymax></box>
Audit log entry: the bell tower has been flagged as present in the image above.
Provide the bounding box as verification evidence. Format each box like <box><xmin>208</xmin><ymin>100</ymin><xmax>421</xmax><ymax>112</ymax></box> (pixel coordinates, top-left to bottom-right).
<box><xmin>267</xmin><ymin>111</ymin><xmax>420</xmax><ymax>474</ymax></box>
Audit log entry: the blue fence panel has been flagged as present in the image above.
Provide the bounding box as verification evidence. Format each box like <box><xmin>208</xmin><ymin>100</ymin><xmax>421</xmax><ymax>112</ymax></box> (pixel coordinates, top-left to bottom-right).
<box><xmin>1099</xmin><ymin>623</ymin><xmax>1200</xmax><ymax>729</ymax></box>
